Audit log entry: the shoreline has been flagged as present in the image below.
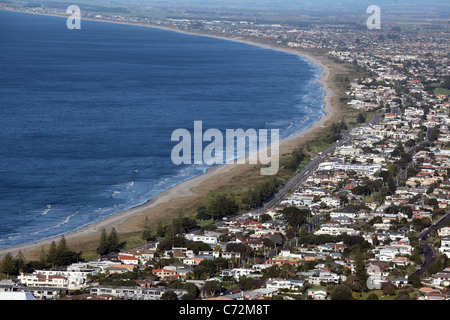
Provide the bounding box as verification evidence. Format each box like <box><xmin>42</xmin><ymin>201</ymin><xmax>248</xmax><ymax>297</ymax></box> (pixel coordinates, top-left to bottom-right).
<box><xmin>0</xmin><ymin>9</ymin><xmax>342</xmax><ymax>259</ymax></box>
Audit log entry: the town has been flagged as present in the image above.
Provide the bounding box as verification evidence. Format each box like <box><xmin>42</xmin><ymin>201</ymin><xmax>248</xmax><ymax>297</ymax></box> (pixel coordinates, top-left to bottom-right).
<box><xmin>0</xmin><ymin>3</ymin><xmax>449</xmax><ymax>301</ymax></box>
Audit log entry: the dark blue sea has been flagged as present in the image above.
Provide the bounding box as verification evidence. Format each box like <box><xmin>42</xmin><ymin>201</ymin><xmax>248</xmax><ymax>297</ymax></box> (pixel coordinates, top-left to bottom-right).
<box><xmin>0</xmin><ymin>10</ymin><xmax>324</xmax><ymax>249</ymax></box>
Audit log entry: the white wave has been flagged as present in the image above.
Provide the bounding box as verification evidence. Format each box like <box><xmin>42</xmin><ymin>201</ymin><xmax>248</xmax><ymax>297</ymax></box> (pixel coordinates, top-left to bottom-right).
<box><xmin>0</xmin><ymin>210</ymin><xmax>81</xmax><ymax>244</ymax></box>
<box><xmin>40</xmin><ymin>204</ymin><xmax>51</xmax><ymax>216</ymax></box>
<box><xmin>126</xmin><ymin>180</ymin><xmax>134</xmax><ymax>189</ymax></box>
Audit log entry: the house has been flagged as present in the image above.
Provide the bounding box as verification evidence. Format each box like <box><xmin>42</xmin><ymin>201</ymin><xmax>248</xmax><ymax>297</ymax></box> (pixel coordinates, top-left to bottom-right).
<box><xmin>392</xmin><ymin>256</ymin><xmax>409</xmax><ymax>266</ymax></box>
<box><xmin>185</xmin><ymin>233</ymin><xmax>218</xmax><ymax>245</ymax></box>
<box><xmin>220</xmin><ymin>268</ymin><xmax>254</xmax><ymax>280</ymax></box>
<box><xmin>89</xmin><ymin>286</ymin><xmax>188</xmax><ymax>300</ymax></box>
<box><xmin>118</xmin><ymin>255</ymin><xmax>139</xmax><ymax>265</ymax></box>
<box><xmin>308</xmin><ymin>271</ymin><xmax>340</xmax><ymax>285</ymax></box>
<box><xmin>242</xmin><ymin>288</ymin><xmax>278</xmax><ymax>300</ymax></box>
<box><xmin>391</xmin><ymin>278</ymin><xmax>409</xmax><ymax>288</ymax></box>
<box><xmin>17</xmin><ymin>267</ymin><xmax>96</xmax><ymax>290</ymax></box>
<box><xmin>439</xmin><ymin>236</ymin><xmax>450</xmax><ymax>258</ymax></box>
<box><xmin>151</xmin><ymin>268</ymin><xmax>180</xmax><ymax>281</ymax></box>
<box><xmin>107</xmin><ymin>264</ymin><xmax>135</xmax><ymax>274</ymax></box>
<box><xmin>126</xmin><ymin>249</ymin><xmax>155</xmax><ymax>262</ymax></box>
<box><xmin>265</xmin><ymin>279</ymin><xmax>305</xmax><ymax>291</ymax></box>
<box><xmin>431</xmin><ymin>271</ymin><xmax>450</xmax><ymax>287</ymax></box>
<box><xmin>307</xmin><ymin>289</ymin><xmax>327</xmax><ymax>300</ymax></box>
<box><xmin>367</xmin><ymin>261</ymin><xmax>390</xmax><ymax>277</ymax></box>
<box><xmin>330</xmin><ymin>208</ymin><xmax>359</xmax><ymax>219</ymax></box>
<box><xmin>18</xmin><ymin>273</ymin><xmax>68</xmax><ymax>289</ymax></box>
<box><xmin>314</xmin><ymin>226</ymin><xmax>359</xmax><ymax>236</ymax></box>
<box><xmin>183</xmin><ymin>257</ymin><xmax>204</xmax><ymax>266</ymax></box>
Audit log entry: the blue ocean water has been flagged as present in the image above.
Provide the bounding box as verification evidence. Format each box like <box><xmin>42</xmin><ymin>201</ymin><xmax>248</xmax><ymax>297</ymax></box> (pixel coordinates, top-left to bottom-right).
<box><xmin>0</xmin><ymin>10</ymin><xmax>324</xmax><ymax>249</ymax></box>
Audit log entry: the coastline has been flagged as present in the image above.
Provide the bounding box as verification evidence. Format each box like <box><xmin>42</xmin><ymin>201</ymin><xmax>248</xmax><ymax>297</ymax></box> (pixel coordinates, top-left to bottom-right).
<box><xmin>0</xmin><ymin>9</ymin><xmax>344</xmax><ymax>259</ymax></box>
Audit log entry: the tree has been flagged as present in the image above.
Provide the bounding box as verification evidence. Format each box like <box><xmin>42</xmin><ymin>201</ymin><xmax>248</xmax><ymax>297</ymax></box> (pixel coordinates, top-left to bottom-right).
<box><xmin>207</xmin><ymin>194</ymin><xmax>238</xmax><ymax>220</ymax></box>
<box><xmin>226</xmin><ymin>243</ymin><xmax>253</xmax><ymax>259</ymax></box>
<box><xmin>44</xmin><ymin>236</ymin><xmax>81</xmax><ymax>268</ymax></box>
<box><xmin>382</xmin><ymin>283</ymin><xmax>396</xmax><ymax>296</ymax></box>
<box><xmin>160</xmin><ymin>290</ymin><xmax>178</xmax><ymax>300</ymax></box>
<box><xmin>38</xmin><ymin>247</ymin><xmax>48</xmax><ymax>269</ymax></box>
<box><xmin>97</xmin><ymin>228</ymin><xmax>109</xmax><ymax>256</ymax></box>
<box><xmin>142</xmin><ymin>227</ymin><xmax>154</xmax><ymax>242</ymax></box>
<box><xmin>280</xmin><ymin>206</ymin><xmax>309</xmax><ymax>228</ymax></box>
<box><xmin>354</xmin><ymin>252</ymin><xmax>368</xmax><ymax>290</ymax></box>
<box><xmin>285</xmin><ymin>147</ymin><xmax>306</xmax><ymax>171</ymax></box>
<box><xmin>408</xmin><ymin>274</ymin><xmax>422</xmax><ymax>288</ymax></box>
<box><xmin>97</xmin><ymin>228</ymin><xmax>123</xmax><ymax>256</ymax></box>
<box><xmin>56</xmin><ymin>235</ymin><xmax>70</xmax><ymax>266</ymax></box>
<box><xmin>47</xmin><ymin>241</ymin><xmax>59</xmax><ymax>268</ymax></box>
<box><xmin>203</xmin><ymin>280</ymin><xmax>222</xmax><ymax>297</ymax></box>
<box><xmin>15</xmin><ymin>251</ymin><xmax>26</xmax><ymax>274</ymax></box>
<box><xmin>157</xmin><ymin>224</ymin><xmax>187</xmax><ymax>252</ymax></box>
<box><xmin>366</xmin><ymin>293</ymin><xmax>379</xmax><ymax>300</ymax></box>
<box><xmin>426</xmin><ymin>262</ymin><xmax>442</xmax><ymax>276</ymax></box>
<box><xmin>0</xmin><ymin>253</ymin><xmax>16</xmax><ymax>276</ymax></box>
<box><xmin>442</xmin><ymin>76</ymin><xmax>450</xmax><ymax>90</ymax></box>
<box><xmin>259</xmin><ymin>213</ymin><xmax>272</xmax><ymax>223</ymax></box>
<box><xmin>238</xmin><ymin>277</ymin><xmax>255</xmax><ymax>291</ymax></box>
<box><xmin>156</xmin><ymin>221</ymin><xmax>165</xmax><ymax>238</ymax></box>
<box><xmin>196</xmin><ymin>205</ymin><xmax>210</xmax><ymax>220</ymax></box>
<box><xmin>107</xmin><ymin>228</ymin><xmax>120</xmax><ymax>253</ymax></box>
<box><xmin>357</xmin><ymin>113</ymin><xmax>366</xmax><ymax>123</ymax></box>
<box><xmin>331</xmin><ymin>284</ymin><xmax>353</xmax><ymax>300</ymax></box>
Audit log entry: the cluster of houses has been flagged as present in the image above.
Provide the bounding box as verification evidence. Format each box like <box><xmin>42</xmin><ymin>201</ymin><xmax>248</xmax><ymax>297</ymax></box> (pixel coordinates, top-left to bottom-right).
<box><xmin>2</xmin><ymin>90</ymin><xmax>450</xmax><ymax>300</ymax></box>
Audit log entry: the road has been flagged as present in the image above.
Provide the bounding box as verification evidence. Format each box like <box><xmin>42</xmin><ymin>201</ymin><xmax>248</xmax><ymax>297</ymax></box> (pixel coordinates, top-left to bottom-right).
<box><xmin>412</xmin><ymin>212</ymin><xmax>450</xmax><ymax>277</ymax></box>
<box><xmin>262</xmin><ymin>114</ymin><xmax>379</xmax><ymax>212</ymax></box>
<box><xmin>262</xmin><ymin>131</ymin><xmax>352</xmax><ymax>211</ymax></box>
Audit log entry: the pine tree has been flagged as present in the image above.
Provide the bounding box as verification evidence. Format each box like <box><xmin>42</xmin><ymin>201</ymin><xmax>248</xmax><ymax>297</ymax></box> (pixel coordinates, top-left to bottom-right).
<box><xmin>38</xmin><ymin>247</ymin><xmax>47</xmax><ymax>269</ymax></box>
<box><xmin>0</xmin><ymin>252</ymin><xmax>16</xmax><ymax>276</ymax></box>
<box><xmin>15</xmin><ymin>250</ymin><xmax>26</xmax><ymax>274</ymax></box>
<box><xmin>107</xmin><ymin>227</ymin><xmax>120</xmax><ymax>253</ymax></box>
<box><xmin>156</xmin><ymin>221</ymin><xmax>165</xmax><ymax>238</ymax></box>
<box><xmin>47</xmin><ymin>241</ymin><xmax>59</xmax><ymax>269</ymax></box>
<box><xmin>56</xmin><ymin>235</ymin><xmax>75</xmax><ymax>266</ymax></box>
<box><xmin>97</xmin><ymin>228</ymin><xmax>109</xmax><ymax>256</ymax></box>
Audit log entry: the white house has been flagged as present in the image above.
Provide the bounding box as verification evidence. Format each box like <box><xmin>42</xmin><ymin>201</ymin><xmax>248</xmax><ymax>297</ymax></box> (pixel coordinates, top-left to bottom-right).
<box><xmin>266</xmin><ymin>279</ymin><xmax>305</xmax><ymax>291</ymax></box>
<box><xmin>314</xmin><ymin>226</ymin><xmax>359</xmax><ymax>236</ymax></box>
<box><xmin>18</xmin><ymin>266</ymin><xmax>97</xmax><ymax>290</ymax></box>
<box><xmin>431</xmin><ymin>271</ymin><xmax>450</xmax><ymax>287</ymax></box>
<box><xmin>438</xmin><ymin>227</ymin><xmax>450</xmax><ymax>237</ymax></box>
<box><xmin>308</xmin><ymin>271</ymin><xmax>340</xmax><ymax>285</ymax></box>
<box><xmin>220</xmin><ymin>268</ymin><xmax>254</xmax><ymax>280</ymax></box>
<box><xmin>119</xmin><ymin>255</ymin><xmax>139</xmax><ymax>265</ymax></box>
<box><xmin>185</xmin><ymin>233</ymin><xmax>218</xmax><ymax>245</ymax></box>
<box><xmin>439</xmin><ymin>236</ymin><xmax>450</xmax><ymax>258</ymax></box>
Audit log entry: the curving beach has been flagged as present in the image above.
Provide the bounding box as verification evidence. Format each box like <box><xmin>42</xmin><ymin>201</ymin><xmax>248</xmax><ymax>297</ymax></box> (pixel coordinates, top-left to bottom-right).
<box><xmin>0</xmin><ymin>10</ymin><xmax>348</xmax><ymax>260</ymax></box>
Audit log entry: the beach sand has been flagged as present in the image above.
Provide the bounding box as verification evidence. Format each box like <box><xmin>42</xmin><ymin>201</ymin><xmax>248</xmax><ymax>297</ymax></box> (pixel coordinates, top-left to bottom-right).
<box><xmin>0</xmin><ymin>11</ymin><xmax>351</xmax><ymax>260</ymax></box>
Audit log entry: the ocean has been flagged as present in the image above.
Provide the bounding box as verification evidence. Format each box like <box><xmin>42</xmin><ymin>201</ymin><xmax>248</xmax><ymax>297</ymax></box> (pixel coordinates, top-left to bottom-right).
<box><xmin>0</xmin><ymin>10</ymin><xmax>324</xmax><ymax>249</ymax></box>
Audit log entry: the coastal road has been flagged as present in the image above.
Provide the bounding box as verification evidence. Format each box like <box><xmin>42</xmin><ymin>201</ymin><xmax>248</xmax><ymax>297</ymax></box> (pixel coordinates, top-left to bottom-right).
<box><xmin>262</xmin><ymin>131</ymin><xmax>352</xmax><ymax>211</ymax></box>
<box><xmin>412</xmin><ymin>212</ymin><xmax>450</xmax><ymax>277</ymax></box>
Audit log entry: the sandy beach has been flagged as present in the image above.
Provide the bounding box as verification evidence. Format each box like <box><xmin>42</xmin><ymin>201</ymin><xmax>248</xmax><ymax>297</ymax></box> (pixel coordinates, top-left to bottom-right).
<box><xmin>0</xmin><ymin>10</ymin><xmax>348</xmax><ymax>260</ymax></box>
